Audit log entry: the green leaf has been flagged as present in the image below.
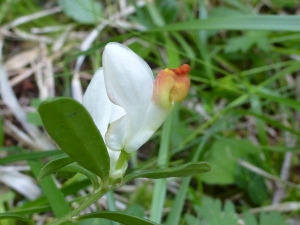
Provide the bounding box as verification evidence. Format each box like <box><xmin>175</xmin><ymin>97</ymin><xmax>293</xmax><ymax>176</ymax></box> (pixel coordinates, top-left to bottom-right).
<box><xmin>194</xmin><ymin>197</ymin><xmax>238</xmax><ymax>225</ymax></box>
<box><xmin>125</xmin><ymin>204</ymin><xmax>145</xmax><ymax>218</ymax></box>
<box><xmin>76</xmin><ymin>211</ymin><xmax>159</xmax><ymax>225</ymax></box>
<box><xmin>38</xmin><ymin>97</ymin><xmax>109</xmax><ymax>182</ymax></box>
<box><xmin>151</xmin><ymin>16</ymin><xmax>300</xmax><ymax>32</ymax></box>
<box><xmin>247</xmin><ymin>175</ymin><xmax>269</xmax><ymax>205</ymax></box>
<box><xmin>237</xmin><ymin>110</ymin><xmax>300</xmax><ymax>138</ymax></box>
<box><xmin>243</xmin><ymin>211</ymin><xmax>257</xmax><ymax>225</ymax></box>
<box><xmin>243</xmin><ymin>211</ymin><xmax>288</xmax><ymax>225</ymax></box>
<box><xmin>59</xmin><ymin>163</ymin><xmax>100</xmax><ymax>190</ymax></box>
<box><xmin>259</xmin><ymin>212</ymin><xmax>287</xmax><ymax>225</ymax></box>
<box><xmin>39</xmin><ymin>155</ymin><xmax>74</xmax><ymax>180</ymax></box>
<box><xmin>0</xmin><ymin>213</ymin><xmax>35</xmax><ymax>225</ymax></box>
<box><xmin>122</xmin><ymin>162</ymin><xmax>210</xmax><ymax>185</ymax></box>
<box><xmin>224</xmin><ymin>31</ymin><xmax>270</xmax><ymax>53</ymax></box>
<box><xmin>58</xmin><ymin>0</ymin><xmax>102</xmax><ymax>24</ymax></box>
<box><xmin>184</xmin><ymin>214</ymin><xmax>201</xmax><ymax>225</ymax></box>
<box><xmin>201</xmin><ymin>138</ymin><xmax>257</xmax><ymax>185</ymax></box>
<box><xmin>29</xmin><ymin>160</ymin><xmax>72</xmax><ymax>218</ymax></box>
<box><xmin>0</xmin><ymin>191</ymin><xmax>15</xmax><ymax>204</ymax></box>
<box><xmin>209</xmin><ymin>6</ymin><xmax>247</xmax><ymax>17</ymax></box>
<box><xmin>235</xmin><ymin>155</ymin><xmax>268</xmax><ymax>205</ymax></box>
<box><xmin>26</xmin><ymin>98</ymin><xmax>45</xmax><ymax>126</ymax></box>
<box><xmin>256</xmin><ymin>89</ymin><xmax>300</xmax><ymax>111</ymax></box>
<box><xmin>27</xmin><ymin>112</ymin><xmax>43</xmax><ymax>126</ymax></box>
<box><xmin>271</xmin><ymin>0</ymin><xmax>298</xmax><ymax>7</ymax></box>
<box><xmin>0</xmin><ymin>150</ymin><xmax>63</xmax><ymax>165</ymax></box>
<box><xmin>157</xmin><ymin>0</ymin><xmax>179</xmax><ymax>23</ymax></box>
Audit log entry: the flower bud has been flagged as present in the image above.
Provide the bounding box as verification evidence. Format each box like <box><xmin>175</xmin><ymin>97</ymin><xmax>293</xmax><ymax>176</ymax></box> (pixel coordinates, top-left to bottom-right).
<box><xmin>153</xmin><ymin>64</ymin><xmax>190</xmax><ymax>109</ymax></box>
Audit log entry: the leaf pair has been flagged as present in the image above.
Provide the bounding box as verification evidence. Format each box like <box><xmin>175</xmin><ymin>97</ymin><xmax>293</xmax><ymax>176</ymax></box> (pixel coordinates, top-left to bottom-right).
<box><xmin>39</xmin><ymin>153</ymin><xmax>210</xmax><ymax>190</ymax></box>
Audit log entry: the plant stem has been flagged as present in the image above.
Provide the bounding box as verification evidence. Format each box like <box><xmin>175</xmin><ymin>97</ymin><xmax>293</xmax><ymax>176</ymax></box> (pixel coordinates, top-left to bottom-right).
<box><xmin>149</xmin><ymin>108</ymin><xmax>174</xmax><ymax>223</ymax></box>
<box><xmin>48</xmin><ymin>187</ymin><xmax>108</xmax><ymax>225</ymax></box>
<box><xmin>106</xmin><ymin>191</ymin><xmax>119</xmax><ymax>225</ymax></box>
<box><xmin>115</xmin><ymin>150</ymin><xmax>130</xmax><ymax>170</ymax></box>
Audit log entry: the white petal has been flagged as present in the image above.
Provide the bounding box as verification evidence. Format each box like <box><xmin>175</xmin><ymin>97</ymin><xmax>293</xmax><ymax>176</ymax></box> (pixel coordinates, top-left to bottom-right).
<box><xmin>124</xmin><ymin>102</ymin><xmax>173</xmax><ymax>153</ymax></box>
<box><xmin>110</xmin><ymin>104</ymin><xmax>126</xmax><ymax>124</ymax></box>
<box><xmin>105</xmin><ymin>116</ymin><xmax>128</xmax><ymax>151</ymax></box>
<box><xmin>83</xmin><ymin>68</ymin><xmax>127</xmax><ymax>178</ymax></box>
<box><xmin>83</xmin><ymin>68</ymin><xmax>125</xmax><ymax>136</ymax></box>
<box><xmin>103</xmin><ymin>43</ymin><xmax>154</xmax><ymax>114</ymax></box>
<box><xmin>103</xmin><ymin>43</ymin><xmax>154</xmax><ymax>150</ymax></box>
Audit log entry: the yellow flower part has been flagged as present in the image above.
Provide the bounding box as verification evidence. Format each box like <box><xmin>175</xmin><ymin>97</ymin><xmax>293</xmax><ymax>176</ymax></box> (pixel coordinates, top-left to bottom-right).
<box><xmin>153</xmin><ymin>64</ymin><xmax>190</xmax><ymax>109</ymax></box>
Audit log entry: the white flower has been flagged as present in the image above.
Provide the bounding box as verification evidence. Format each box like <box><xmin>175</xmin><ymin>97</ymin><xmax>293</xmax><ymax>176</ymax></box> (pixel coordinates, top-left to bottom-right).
<box><xmin>83</xmin><ymin>42</ymin><xmax>190</xmax><ymax>179</ymax></box>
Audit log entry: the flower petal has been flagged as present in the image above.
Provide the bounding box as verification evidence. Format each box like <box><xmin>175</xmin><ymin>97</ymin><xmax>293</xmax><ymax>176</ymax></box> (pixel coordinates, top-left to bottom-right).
<box><xmin>103</xmin><ymin>42</ymin><xmax>154</xmax><ymax>116</ymax></box>
<box><xmin>153</xmin><ymin>64</ymin><xmax>190</xmax><ymax>109</ymax></box>
<box><xmin>124</xmin><ymin>65</ymin><xmax>190</xmax><ymax>153</ymax></box>
<box><xmin>103</xmin><ymin>43</ymin><xmax>154</xmax><ymax>151</ymax></box>
<box><xmin>105</xmin><ymin>116</ymin><xmax>128</xmax><ymax>151</ymax></box>
<box><xmin>152</xmin><ymin>70</ymin><xmax>176</xmax><ymax>109</ymax></box>
<box><xmin>124</xmin><ymin>101</ymin><xmax>173</xmax><ymax>153</ymax></box>
<box><xmin>83</xmin><ymin>68</ymin><xmax>125</xmax><ymax>137</ymax></box>
<box><xmin>83</xmin><ymin>68</ymin><xmax>126</xmax><ymax>179</ymax></box>
<box><xmin>110</xmin><ymin>104</ymin><xmax>125</xmax><ymax>124</ymax></box>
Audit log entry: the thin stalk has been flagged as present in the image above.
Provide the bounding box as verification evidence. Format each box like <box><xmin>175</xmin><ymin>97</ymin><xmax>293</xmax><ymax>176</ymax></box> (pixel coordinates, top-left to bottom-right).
<box><xmin>149</xmin><ymin>108</ymin><xmax>174</xmax><ymax>223</ymax></box>
<box><xmin>115</xmin><ymin>150</ymin><xmax>130</xmax><ymax>170</ymax></box>
<box><xmin>49</xmin><ymin>187</ymin><xmax>109</xmax><ymax>225</ymax></box>
<box><xmin>107</xmin><ymin>191</ymin><xmax>118</xmax><ymax>225</ymax></box>
<box><xmin>146</xmin><ymin>1</ymin><xmax>165</xmax><ymax>27</ymax></box>
<box><xmin>165</xmin><ymin>135</ymin><xmax>209</xmax><ymax>225</ymax></box>
<box><xmin>198</xmin><ymin>0</ymin><xmax>215</xmax><ymax>85</ymax></box>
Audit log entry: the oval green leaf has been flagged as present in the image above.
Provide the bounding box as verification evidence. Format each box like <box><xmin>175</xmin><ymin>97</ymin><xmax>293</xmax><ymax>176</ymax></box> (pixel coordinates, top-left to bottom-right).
<box><xmin>38</xmin><ymin>97</ymin><xmax>109</xmax><ymax>182</ymax></box>
<box><xmin>0</xmin><ymin>214</ymin><xmax>35</xmax><ymax>225</ymax></box>
<box><xmin>121</xmin><ymin>162</ymin><xmax>211</xmax><ymax>185</ymax></box>
<box><xmin>39</xmin><ymin>155</ymin><xmax>74</xmax><ymax>180</ymax></box>
<box><xmin>76</xmin><ymin>211</ymin><xmax>159</xmax><ymax>225</ymax></box>
<box><xmin>58</xmin><ymin>0</ymin><xmax>102</xmax><ymax>24</ymax></box>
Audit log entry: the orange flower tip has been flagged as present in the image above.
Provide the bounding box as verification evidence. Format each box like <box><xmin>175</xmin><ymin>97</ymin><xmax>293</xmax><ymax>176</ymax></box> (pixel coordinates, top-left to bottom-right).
<box><xmin>170</xmin><ymin>64</ymin><xmax>190</xmax><ymax>75</ymax></box>
<box><xmin>153</xmin><ymin>64</ymin><xmax>191</xmax><ymax>108</ymax></box>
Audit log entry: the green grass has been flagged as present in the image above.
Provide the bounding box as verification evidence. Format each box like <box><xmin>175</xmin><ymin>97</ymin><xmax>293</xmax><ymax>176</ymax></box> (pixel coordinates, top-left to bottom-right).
<box><xmin>1</xmin><ymin>0</ymin><xmax>300</xmax><ymax>224</ymax></box>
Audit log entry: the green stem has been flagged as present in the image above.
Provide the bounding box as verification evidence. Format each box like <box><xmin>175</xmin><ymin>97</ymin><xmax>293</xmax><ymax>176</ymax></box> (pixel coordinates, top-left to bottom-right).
<box><xmin>149</xmin><ymin>108</ymin><xmax>174</xmax><ymax>223</ymax></box>
<box><xmin>48</xmin><ymin>187</ymin><xmax>109</xmax><ymax>225</ymax></box>
<box><xmin>115</xmin><ymin>150</ymin><xmax>130</xmax><ymax>170</ymax></box>
<box><xmin>106</xmin><ymin>191</ymin><xmax>118</xmax><ymax>225</ymax></box>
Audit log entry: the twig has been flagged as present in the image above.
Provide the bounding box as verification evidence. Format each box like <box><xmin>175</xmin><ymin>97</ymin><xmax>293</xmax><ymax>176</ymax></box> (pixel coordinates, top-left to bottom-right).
<box><xmin>3</xmin><ymin>7</ymin><xmax>61</xmax><ymax>29</ymax></box>
<box><xmin>0</xmin><ymin>65</ymin><xmax>54</xmax><ymax>149</ymax></box>
<box><xmin>31</xmin><ymin>25</ymin><xmax>66</xmax><ymax>34</ymax></box>
<box><xmin>4</xmin><ymin>48</ymin><xmax>39</xmax><ymax>71</ymax></box>
<box><xmin>237</xmin><ymin>159</ymin><xmax>300</xmax><ymax>189</ymax></box>
<box><xmin>52</xmin><ymin>25</ymin><xmax>75</xmax><ymax>52</ymax></box>
<box><xmin>13</xmin><ymin>28</ymin><xmax>53</xmax><ymax>43</ymax></box>
<box><xmin>0</xmin><ymin>33</ymin><xmax>3</xmax><ymax>61</ymax></box>
<box><xmin>272</xmin><ymin>73</ymin><xmax>299</xmax><ymax>204</ymax></box>
<box><xmin>71</xmin><ymin>0</ymin><xmax>146</xmax><ymax>102</ymax></box>
<box><xmin>251</xmin><ymin>201</ymin><xmax>300</xmax><ymax>214</ymax></box>
<box><xmin>4</xmin><ymin>120</ymin><xmax>37</xmax><ymax>149</ymax></box>
<box><xmin>0</xmin><ymin>166</ymin><xmax>41</xmax><ymax>200</ymax></box>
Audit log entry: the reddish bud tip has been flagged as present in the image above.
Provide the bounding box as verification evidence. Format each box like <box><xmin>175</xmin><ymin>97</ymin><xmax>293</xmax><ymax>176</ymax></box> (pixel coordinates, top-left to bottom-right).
<box><xmin>170</xmin><ymin>64</ymin><xmax>190</xmax><ymax>75</ymax></box>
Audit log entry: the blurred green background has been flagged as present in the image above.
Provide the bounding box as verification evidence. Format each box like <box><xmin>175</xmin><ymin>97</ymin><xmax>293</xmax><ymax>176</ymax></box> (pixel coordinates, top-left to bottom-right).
<box><xmin>1</xmin><ymin>0</ymin><xmax>300</xmax><ymax>224</ymax></box>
